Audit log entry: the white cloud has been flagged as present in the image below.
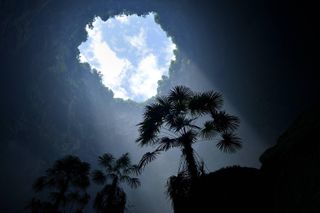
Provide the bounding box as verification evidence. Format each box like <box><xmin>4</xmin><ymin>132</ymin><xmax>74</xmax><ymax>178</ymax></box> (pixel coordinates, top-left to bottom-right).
<box><xmin>79</xmin><ymin>18</ymin><xmax>132</xmax><ymax>100</ymax></box>
<box><xmin>78</xmin><ymin>52</ymin><xmax>88</xmax><ymax>63</ymax></box>
<box><xmin>164</xmin><ymin>41</ymin><xmax>177</xmax><ymax>66</ymax></box>
<box><xmin>126</xmin><ymin>28</ymin><xmax>148</xmax><ymax>54</ymax></box>
<box><xmin>129</xmin><ymin>54</ymin><xmax>163</xmax><ymax>100</ymax></box>
<box><xmin>115</xmin><ymin>14</ymin><xmax>130</xmax><ymax>24</ymax></box>
<box><xmin>78</xmin><ymin>13</ymin><xmax>177</xmax><ymax>102</ymax></box>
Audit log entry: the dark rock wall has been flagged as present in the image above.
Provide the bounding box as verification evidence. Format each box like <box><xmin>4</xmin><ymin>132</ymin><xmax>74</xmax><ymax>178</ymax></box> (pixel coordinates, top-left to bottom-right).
<box><xmin>260</xmin><ymin>104</ymin><xmax>320</xmax><ymax>213</ymax></box>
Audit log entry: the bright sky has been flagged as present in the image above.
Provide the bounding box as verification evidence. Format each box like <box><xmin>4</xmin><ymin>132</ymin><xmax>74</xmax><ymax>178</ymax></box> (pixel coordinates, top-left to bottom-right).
<box><xmin>78</xmin><ymin>13</ymin><xmax>177</xmax><ymax>102</ymax></box>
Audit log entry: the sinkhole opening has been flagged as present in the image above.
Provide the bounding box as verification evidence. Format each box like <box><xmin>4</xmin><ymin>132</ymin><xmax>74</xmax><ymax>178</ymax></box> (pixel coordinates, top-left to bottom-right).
<box><xmin>78</xmin><ymin>12</ymin><xmax>177</xmax><ymax>102</ymax></box>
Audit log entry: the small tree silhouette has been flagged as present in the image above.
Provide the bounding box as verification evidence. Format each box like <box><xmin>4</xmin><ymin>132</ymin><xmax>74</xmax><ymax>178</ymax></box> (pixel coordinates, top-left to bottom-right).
<box><xmin>91</xmin><ymin>153</ymin><xmax>140</xmax><ymax>213</ymax></box>
<box><xmin>27</xmin><ymin>155</ymin><xmax>90</xmax><ymax>213</ymax></box>
<box><xmin>136</xmin><ymin>86</ymin><xmax>241</xmax><ymax>179</ymax></box>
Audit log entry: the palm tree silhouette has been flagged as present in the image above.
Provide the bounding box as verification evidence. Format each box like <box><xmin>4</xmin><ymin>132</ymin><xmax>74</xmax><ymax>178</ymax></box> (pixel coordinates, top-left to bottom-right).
<box><xmin>26</xmin><ymin>198</ymin><xmax>55</xmax><ymax>213</ymax></box>
<box><xmin>91</xmin><ymin>153</ymin><xmax>140</xmax><ymax>213</ymax></box>
<box><xmin>136</xmin><ymin>86</ymin><xmax>241</xmax><ymax>179</ymax></box>
<box><xmin>28</xmin><ymin>155</ymin><xmax>90</xmax><ymax>212</ymax></box>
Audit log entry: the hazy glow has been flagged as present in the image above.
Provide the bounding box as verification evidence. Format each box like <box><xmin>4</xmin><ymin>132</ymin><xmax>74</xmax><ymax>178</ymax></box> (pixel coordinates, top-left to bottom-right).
<box><xmin>78</xmin><ymin>13</ymin><xmax>177</xmax><ymax>102</ymax></box>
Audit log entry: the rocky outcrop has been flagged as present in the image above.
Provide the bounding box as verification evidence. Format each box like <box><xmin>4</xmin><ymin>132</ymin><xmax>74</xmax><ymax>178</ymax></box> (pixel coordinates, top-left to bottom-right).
<box><xmin>260</xmin><ymin>104</ymin><xmax>320</xmax><ymax>213</ymax></box>
<box><xmin>170</xmin><ymin>166</ymin><xmax>269</xmax><ymax>213</ymax></box>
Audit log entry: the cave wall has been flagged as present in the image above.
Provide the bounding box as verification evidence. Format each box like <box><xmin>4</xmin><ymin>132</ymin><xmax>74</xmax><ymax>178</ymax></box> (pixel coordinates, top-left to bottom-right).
<box><xmin>1</xmin><ymin>0</ymin><xmax>319</xmax><ymax>212</ymax></box>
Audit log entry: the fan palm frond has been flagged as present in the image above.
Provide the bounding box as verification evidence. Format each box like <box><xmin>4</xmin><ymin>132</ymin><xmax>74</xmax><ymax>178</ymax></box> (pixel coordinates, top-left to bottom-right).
<box><xmin>157</xmin><ymin>137</ymin><xmax>180</xmax><ymax>151</ymax></box>
<box><xmin>189</xmin><ymin>91</ymin><xmax>223</xmax><ymax>114</ymax></box>
<box><xmin>115</xmin><ymin>153</ymin><xmax>131</xmax><ymax>169</ymax></box>
<box><xmin>168</xmin><ymin>86</ymin><xmax>193</xmax><ymax>103</ymax></box>
<box><xmin>138</xmin><ymin>150</ymin><xmax>161</xmax><ymax>170</ymax></box>
<box><xmin>200</xmin><ymin>120</ymin><xmax>217</xmax><ymax>139</ymax></box>
<box><xmin>212</xmin><ymin>111</ymin><xmax>240</xmax><ymax>131</ymax></box>
<box><xmin>136</xmin><ymin>122</ymin><xmax>160</xmax><ymax>146</ymax></box>
<box><xmin>170</xmin><ymin>116</ymin><xmax>186</xmax><ymax>131</ymax></box>
<box><xmin>156</xmin><ymin>96</ymin><xmax>171</xmax><ymax>108</ymax></box>
<box><xmin>92</xmin><ymin>170</ymin><xmax>106</xmax><ymax>185</ymax></box>
<box><xmin>143</xmin><ymin>102</ymin><xmax>168</xmax><ymax>120</ymax></box>
<box><xmin>171</xmin><ymin>98</ymin><xmax>189</xmax><ymax>114</ymax></box>
<box><xmin>204</xmin><ymin>90</ymin><xmax>223</xmax><ymax>108</ymax></box>
<box><xmin>216</xmin><ymin>132</ymin><xmax>242</xmax><ymax>153</ymax></box>
<box><xmin>98</xmin><ymin>153</ymin><xmax>114</xmax><ymax>169</ymax></box>
<box><xmin>178</xmin><ymin>129</ymin><xmax>197</xmax><ymax>145</ymax></box>
<box><xmin>136</xmin><ymin>102</ymin><xmax>168</xmax><ymax>146</ymax></box>
<box><xmin>168</xmin><ymin>116</ymin><xmax>198</xmax><ymax>132</ymax></box>
<box><xmin>124</xmin><ymin>164</ymin><xmax>141</xmax><ymax>176</ymax></box>
<box><xmin>120</xmin><ymin>176</ymin><xmax>141</xmax><ymax>188</ymax></box>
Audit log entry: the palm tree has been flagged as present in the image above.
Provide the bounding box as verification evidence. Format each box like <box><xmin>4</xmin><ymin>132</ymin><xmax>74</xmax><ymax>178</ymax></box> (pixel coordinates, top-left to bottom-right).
<box><xmin>91</xmin><ymin>153</ymin><xmax>140</xmax><ymax>213</ymax></box>
<box><xmin>136</xmin><ymin>86</ymin><xmax>241</xmax><ymax>179</ymax></box>
<box><xmin>28</xmin><ymin>155</ymin><xmax>91</xmax><ymax>212</ymax></box>
<box><xmin>26</xmin><ymin>198</ymin><xmax>55</xmax><ymax>213</ymax></box>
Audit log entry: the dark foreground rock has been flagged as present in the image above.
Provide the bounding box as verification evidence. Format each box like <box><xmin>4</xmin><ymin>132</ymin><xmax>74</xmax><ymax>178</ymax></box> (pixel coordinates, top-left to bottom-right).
<box><xmin>260</xmin><ymin>104</ymin><xmax>320</xmax><ymax>213</ymax></box>
<box><xmin>172</xmin><ymin>104</ymin><xmax>320</xmax><ymax>213</ymax></box>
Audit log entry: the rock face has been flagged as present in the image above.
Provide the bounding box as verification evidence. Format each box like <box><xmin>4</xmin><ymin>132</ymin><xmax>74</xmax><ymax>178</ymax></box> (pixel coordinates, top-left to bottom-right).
<box><xmin>172</xmin><ymin>104</ymin><xmax>320</xmax><ymax>213</ymax></box>
<box><xmin>260</xmin><ymin>104</ymin><xmax>320</xmax><ymax>213</ymax></box>
<box><xmin>170</xmin><ymin>166</ymin><xmax>270</xmax><ymax>213</ymax></box>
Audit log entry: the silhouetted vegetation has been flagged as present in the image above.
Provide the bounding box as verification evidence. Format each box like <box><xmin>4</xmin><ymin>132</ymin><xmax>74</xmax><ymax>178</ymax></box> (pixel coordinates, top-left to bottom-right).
<box><xmin>28</xmin><ymin>153</ymin><xmax>141</xmax><ymax>213</ymax></box>
<box><xmin>27</xmin><ymin>155</ymin><xmax>90</xmax><ymax>213</ymax></box>
<box><xmin>91</xmin><ymin>153</ymin><xmax>140</xmax><ymax>213</ymax></box>
<box><xmin>136</xmin><ymin>85</ymin><xmax>241</xmax><ymax>179</ymax></box>
<box><xmin>25</xmin><ymin>103</ymin><xmax>320</xmax><ymax>213</ymax></box>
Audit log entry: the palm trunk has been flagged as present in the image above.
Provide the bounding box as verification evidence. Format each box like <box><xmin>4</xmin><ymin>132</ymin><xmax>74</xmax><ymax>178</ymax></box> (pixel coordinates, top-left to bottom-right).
<box><xmin>53</xmin><ymin>179</ymin><xmax>69</xmax><ymax>211</ymax></box>
<box><xmin>53</xmin><ymin>187</ymin><xmax>66</xmax><ymax>211</ymax></box>
<box><xmin>108</xmin><ymin>177</ymin><xmax>125</xmax><ymax>213</ymax></box>
<box><xmin>183</xmin><ymin>142</ymin><xmax>198</xmax><ymax>179</ymax></box>
<box><xmin>108</xmin><ymin>177</ymin><xmax>118</xmax><ymax>204</ymax></box>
